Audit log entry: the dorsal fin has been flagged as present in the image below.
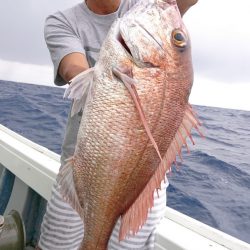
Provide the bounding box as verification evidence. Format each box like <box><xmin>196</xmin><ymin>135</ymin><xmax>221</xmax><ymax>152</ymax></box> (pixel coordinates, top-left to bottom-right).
<box><xmin>119</xmin><ymin>104</ymin><xmax>203</xmax><ymax>240</ymax></box>
<box><xmin>64</xmin><ymin>67</ymin><xmax>95</xmax><ymax>117</ymax></box>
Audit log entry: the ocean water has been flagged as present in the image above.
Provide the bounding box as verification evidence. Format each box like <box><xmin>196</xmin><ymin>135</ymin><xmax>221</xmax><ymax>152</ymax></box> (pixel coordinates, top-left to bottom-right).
<box><xmin>0</xmin><ymin>80</ymin><xmax>250</xmax><ymax>243</ymax></box>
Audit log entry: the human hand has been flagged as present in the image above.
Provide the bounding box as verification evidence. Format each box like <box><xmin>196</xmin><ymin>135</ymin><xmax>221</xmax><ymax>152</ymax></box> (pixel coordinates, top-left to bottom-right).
<box><xmin>176</xmin><ymin>0</ymin><xmax>199</xmax><ymax>16</ymax></box>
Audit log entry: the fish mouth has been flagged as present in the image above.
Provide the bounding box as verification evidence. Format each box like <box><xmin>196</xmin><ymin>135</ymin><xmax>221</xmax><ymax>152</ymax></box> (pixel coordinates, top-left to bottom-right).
<box><xmin>116</xmin><ymin>31</ymin><xmax>133</xmax><ymax>57</ymax></box>
<box><xmin>116</xmin><ymin>24</ymin><xmax>161</xmax><ymax>68</ymax></box>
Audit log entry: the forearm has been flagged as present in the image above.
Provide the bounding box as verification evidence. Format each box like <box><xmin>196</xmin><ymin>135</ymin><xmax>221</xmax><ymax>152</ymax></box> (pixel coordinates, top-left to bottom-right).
<box><xmin>176</xmin><ymin>0</ymin><xmax>198</xmax><ymax>16</ymax></box>
<box><xmin>60</xmin><ymin>64</ymin><xmax>88</xmax><ymax>83</ymax></box>
<box><xmin>58</xmin><ymin>52</ymin><xmax>89</xmax><ymax>83</ymax></box>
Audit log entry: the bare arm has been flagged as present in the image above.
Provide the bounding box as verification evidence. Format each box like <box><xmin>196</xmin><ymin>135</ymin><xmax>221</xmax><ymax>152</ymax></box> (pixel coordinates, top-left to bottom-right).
<box><xmin>176</xmin><ymin>0</ymin><xmax>198</xmax><ymax>16</ymax></box>
<box><xmin>58</xmin><ymin>52</ymin><xmax>89</xmax><ymax>83</ymax></box>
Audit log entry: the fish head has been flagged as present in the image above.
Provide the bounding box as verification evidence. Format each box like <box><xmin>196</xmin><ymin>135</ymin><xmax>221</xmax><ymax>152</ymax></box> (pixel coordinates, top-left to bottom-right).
<box><xmin>118</xmin><ymin>0</ymin><xmax>193</xmax><ymax>101</ymax></box>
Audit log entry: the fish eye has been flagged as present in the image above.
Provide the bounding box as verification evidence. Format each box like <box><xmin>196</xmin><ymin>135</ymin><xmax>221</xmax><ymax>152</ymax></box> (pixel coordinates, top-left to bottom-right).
<box><xmin>172</xmin><ymin>29</ymin><xmax>187</xmax><ymax>48</ymax></box>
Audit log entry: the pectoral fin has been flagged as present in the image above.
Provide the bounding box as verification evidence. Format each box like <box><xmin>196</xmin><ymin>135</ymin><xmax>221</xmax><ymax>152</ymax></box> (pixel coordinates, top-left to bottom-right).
<box><xmin>112</xmin><ymin>66</ymin><xmax>162</xmax><ymax>160</ymax></box>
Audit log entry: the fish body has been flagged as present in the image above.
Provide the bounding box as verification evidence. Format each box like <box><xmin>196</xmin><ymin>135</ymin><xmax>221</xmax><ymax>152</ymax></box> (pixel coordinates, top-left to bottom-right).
<box><xmin>58</xmin><ymin>0</ymin><xmax>201</xmax><ymax>249</ymax></box>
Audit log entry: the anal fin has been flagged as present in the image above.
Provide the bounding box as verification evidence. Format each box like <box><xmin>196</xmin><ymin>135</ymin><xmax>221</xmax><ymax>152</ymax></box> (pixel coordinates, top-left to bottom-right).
<box><xmin>57</xmin><ymin>157</ymin><xmax>83</xmax><ymax>216</ymax></box>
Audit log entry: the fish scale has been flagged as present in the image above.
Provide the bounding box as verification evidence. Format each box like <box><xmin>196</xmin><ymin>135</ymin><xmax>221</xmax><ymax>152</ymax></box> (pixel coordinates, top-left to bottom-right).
<box><xmin>58</xmin><ymin>0</ymin><xmax>201</xmax><ymax>249</ymax></box>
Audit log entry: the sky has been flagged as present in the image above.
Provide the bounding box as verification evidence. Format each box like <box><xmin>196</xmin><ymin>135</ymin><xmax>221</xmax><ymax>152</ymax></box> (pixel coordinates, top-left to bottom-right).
<box><xmin>0</xmin><ymin>0</ymin><xmax>249</xmax><ymax>111</ymax></box>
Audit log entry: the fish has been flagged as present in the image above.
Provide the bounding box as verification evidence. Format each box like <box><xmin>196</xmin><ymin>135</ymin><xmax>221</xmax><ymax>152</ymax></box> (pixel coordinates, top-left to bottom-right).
<box><xmin>58</xmin><ymin>0</ymin><xmax>202</xmax><ymax>249</ymax></box>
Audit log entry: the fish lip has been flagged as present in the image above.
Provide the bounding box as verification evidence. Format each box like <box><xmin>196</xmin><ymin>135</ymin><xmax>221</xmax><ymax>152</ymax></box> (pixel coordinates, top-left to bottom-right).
<box><xmin>116</xmin><ymin>30</ymin><xmax>133</xmax><ymax>59</ymax></box>
<box><xmin>117</xmin><ymin>27</ymin><xmax>159</xmax><ymax>68</ymax></box>
<box><xmin>118</xmin><ymin>22</ymin><xmax>162</xmax><ymax>68</ymax></box>
<box><xmin>113</xmin><ymin>19</ymin><xmax>133</xmax><ymax>60</ymax></box>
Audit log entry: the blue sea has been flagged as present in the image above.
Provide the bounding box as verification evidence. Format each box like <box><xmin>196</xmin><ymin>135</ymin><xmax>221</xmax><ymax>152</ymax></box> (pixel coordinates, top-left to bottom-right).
<box><xmin>1</xmin><ymin>80</ymin><xmax>250</xmax><ymax>243</ymax></box>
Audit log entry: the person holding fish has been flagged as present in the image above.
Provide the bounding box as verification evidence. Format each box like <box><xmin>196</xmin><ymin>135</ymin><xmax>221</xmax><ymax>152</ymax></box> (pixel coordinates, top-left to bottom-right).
<box><xmin>37</xmin><ymin>0</ymin><xmax>199</xmax><ymax>249</ymax></box>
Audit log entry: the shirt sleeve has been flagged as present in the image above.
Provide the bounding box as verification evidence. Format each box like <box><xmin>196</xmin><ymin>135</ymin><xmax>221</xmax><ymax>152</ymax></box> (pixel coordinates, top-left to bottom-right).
<box><xmin>44</xmin><ymin>12</ymin><xmax>85</xmax><ymax>86</ymax></box>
